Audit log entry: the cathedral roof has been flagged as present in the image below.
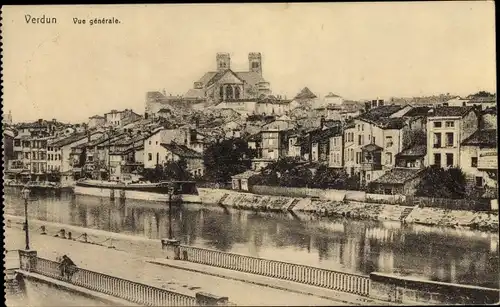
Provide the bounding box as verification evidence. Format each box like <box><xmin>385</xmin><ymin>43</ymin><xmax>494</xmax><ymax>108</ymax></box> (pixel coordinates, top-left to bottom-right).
<box><xmin>196</xmin><ymin>70</ymin><xmax>266</xmax><ymax>88</ymax></box>
<box><xmin>196</xmin><ymin>72</ymin><xmax>217</xmax><ymax>85</ymax></box>
<box><xmin>206</xmin><ymin>69</ymin><xmax>245</xmax><ymax>87</ymax></box>
<box><xmin>234</xmin><ymin>71</ymin><xmax>265</xmax><ymax>86</ymax></box>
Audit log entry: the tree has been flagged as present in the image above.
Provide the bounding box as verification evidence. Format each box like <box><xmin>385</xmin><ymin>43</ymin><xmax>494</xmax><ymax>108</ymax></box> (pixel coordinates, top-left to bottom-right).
<box><xmin>141</xmin><ymin>164</ymin><xmax>166</xmax><ymax>182</ymax></box>
<box><xmin>470</xmin><ymin>91</ymin><xmax>495</xmax><ymax>98</ymax></box>
<box><xmin>203</xmin><ymin>138</ymin><xmax>256</xmax><ymax>183</ymax></box>
<box><xmin>415</xmin><ymin>166</ymin><xmax>466</xmax><ymax>199</ymax></box>
<box><xmin>163</xmin><ymin>158</ymin><xmax>192</xmax><ymax>181</ymax></box>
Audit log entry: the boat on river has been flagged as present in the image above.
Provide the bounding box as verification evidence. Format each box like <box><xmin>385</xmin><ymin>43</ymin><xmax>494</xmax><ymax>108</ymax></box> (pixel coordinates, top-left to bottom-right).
<box><xmin>74</xmin><ymin>179</ymin><xmax>201</xmax><ymax>203</ymax></box>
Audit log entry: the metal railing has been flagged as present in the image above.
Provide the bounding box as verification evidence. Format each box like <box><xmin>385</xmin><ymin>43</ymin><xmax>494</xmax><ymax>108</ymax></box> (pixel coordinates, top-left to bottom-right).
<box><xmin>178</xmin><ymin>245</ymin><xmax>370</xmax><ymax>296</ymax></box>
<box><xmin>28</xmin><ymin>256</ymin><xmax>197</xmax><ymax>306</ymax></box>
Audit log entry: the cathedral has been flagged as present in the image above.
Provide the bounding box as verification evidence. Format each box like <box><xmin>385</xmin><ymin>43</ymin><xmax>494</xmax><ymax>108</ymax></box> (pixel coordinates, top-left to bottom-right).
<box><xmin>184</xmin><ymin>52</ymin><xmax>272</xmax><ymax>103</ymax></box>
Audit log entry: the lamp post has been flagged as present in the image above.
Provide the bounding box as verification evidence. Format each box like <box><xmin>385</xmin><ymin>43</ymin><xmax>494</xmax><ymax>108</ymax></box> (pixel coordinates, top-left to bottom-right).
<box><xmin>21</xmin><ymin>187</ymin><xmax>31</xmax><ymax>250</ymax></box>
<box><xmin>167</xmin><ymin>183</ymin><xmax>175</xmax><ymax>239</ymax></box>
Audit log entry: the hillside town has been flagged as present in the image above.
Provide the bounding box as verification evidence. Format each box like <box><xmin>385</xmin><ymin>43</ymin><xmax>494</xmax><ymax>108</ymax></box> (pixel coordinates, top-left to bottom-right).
<box><xmin>3</xmin><ymin>52</ymin><xmax>498</xmax><ymax>203</ymax></box>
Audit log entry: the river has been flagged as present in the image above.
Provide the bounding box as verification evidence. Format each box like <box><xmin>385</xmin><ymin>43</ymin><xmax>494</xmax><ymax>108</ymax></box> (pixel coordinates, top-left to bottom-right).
<box><xmin>4</xmin><ymin>187</ymin><xmax>499</xmax><ymax>289</ymax></box>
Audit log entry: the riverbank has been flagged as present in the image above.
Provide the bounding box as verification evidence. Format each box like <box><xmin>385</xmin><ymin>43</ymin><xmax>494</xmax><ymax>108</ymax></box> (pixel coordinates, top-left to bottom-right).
<box><xmin>3</xmin><ymin>220</ymin><xmax>363</xmax><ymax>306</ymax></box>
<box><xmin>197</xmin><ymin>188</ymin><xmax>499</xmax><ymax>232</ymax></box>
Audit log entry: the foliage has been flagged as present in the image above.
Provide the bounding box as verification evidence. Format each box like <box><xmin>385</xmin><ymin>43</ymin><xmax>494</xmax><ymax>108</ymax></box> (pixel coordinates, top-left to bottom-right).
<box><xmin>203</xmin><ymin>138</ymin><xmax>256</xmax><ymax>183</ymax></box>
<box><xmin>140</xmin><ymin>159</ymin><xmax>192</xmax><ymax>182</ymax></box>
<box><xmin>415</xmin><ymin>166</ymin><xmax>467</xmax><ymax>199</ymax></box>
<box><xmin>163</xmin><ymin>158</ymin><xmax>192</xmax><ymax>181</ymax></box>
<box><xmin>310</xmin><ymin>165</ymin><xmax>360</xmax><ymax>190</ymax></box>
<box><xmin>470</xmin><ymin>91</ymin><xmax>495</xmax><ymax>98</ymax></box>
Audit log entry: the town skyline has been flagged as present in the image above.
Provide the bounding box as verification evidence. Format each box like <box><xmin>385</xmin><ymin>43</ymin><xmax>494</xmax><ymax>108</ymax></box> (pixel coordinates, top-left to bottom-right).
<box><xmin>2</xmin><ymin>2</ymin><xmax>496</xmax><ymax>123</ymax></box>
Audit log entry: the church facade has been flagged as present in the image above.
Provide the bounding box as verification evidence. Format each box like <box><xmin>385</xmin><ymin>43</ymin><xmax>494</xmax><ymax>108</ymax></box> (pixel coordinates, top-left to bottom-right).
<box><xmin>184</xmin><ymin>52</ymin><xmax>272</xmax><ymax>103</ymax></box>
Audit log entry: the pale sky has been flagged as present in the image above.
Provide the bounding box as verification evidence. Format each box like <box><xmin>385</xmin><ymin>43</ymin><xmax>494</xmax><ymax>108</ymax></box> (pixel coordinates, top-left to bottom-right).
<box><xmin>1</xmin><ymin>2</ymin><xmax>496</xmax><ymax>123</ymax></box>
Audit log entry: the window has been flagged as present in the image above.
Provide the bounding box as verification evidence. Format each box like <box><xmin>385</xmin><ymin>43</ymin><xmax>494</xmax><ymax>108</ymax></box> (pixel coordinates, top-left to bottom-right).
<box><xmin>445</xmin><ymin>133</ymin><xmax>454</xmax><ymax>147</ymax></box>
<box><xmin>362</xmin><ymin>124</ymin><xmax>365</xmax><ymax>131</ymax></box>
<box><xmin>358</xmin><ymin>135</ymin><xmax>362</xmax><ymax>145</ymax></box>
<box><xmin>350</xmin><ymin>149</ymin><xmax>354</xmax><ymax>161</ymax></box>
<box><xmin>333</xmin><ymin>138</ymin><xmax>337</xmax><ymax>147</ymax></box>
<box><xmin>386</xmin><ymin>136</ymin><xmax>393</xmax><ymax>148</ymax></box>
<box><xmin>385</xmin><ymin>152</ymin><xmax>393</xmax><ymax>165</ymax></box>
<box><xmin>149</xmin><ymin>140</ymin><xmax>151</xmax><ymax>145</ymax></box>
<box><xmin>384</xmin><ymin>188</ymin><xmax>392</xmax><ymax>195</ymax></box>
<box><xmin>356</xmin><ymin>152</ymin><xmax>361</xmax><ymax>164</ymax></box>
<box><xmin>367</xmin><ymin>174</ymin><xmax>371</xmax><ymax>181</ymax></box>
<box><xmin>446</xmin><ymin>153</ymin><xmax>453</xmax><ymax>167</ymax></box>
<box><xmin>471</xmin><ymin>157</ymin><xmax>478</xmax><ymax>167</ymax></box>
<box><xmin>156</xmin><ymin>141</ymin><xmax>158</xmax><ymax>145</ymax></box>
<box><xmin>475</xmin><ymin>176</ymin><xmax>483</xmax><ymax>187</ymax></box>
<box><xmin>372</xmin><ymin>136</ymin><xmax>376</xmax><ymax>144</ymax></box>
<box><xmin>433</xmin><ymin>133</ymin><xmax>442</xmax><ymax>148</ymax></box>
<box><xmin>148</xmin><ymin>153</ymin><xmax>152</xmax><ymax>161</ymax></box>
<box><xmin>357</xmin><ymin>125</ymin><xmax>360</xmax><ymax>131</ymax></box>
<box><xmin>445</xmin><ymin>121</ymin><xmax>455</xmax><ymax>128</ymax></box>
<box><xmin>434</xmin><ymin>122</ymin><xmax>442</xmax><ymax>128</ymax></box>
<box><xmin>14</xmin><ymin>140</ymin><xmax>20</xmax><ymax>146</ymax></box>
<box><xmin>434</xmin><ymin>153</ymin><xmax>441</xmax><ymax>167</ymax></box>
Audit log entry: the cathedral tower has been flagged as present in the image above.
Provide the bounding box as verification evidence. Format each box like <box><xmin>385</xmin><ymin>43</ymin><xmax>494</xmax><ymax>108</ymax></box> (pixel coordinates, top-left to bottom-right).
<box><xmin>248</xmin><ymin>52</ymin><xmax>262</xmax><ymax>75</ymax></box>
<box><xmin>216</xmin><ymin>53</ymin><xmax>231</xmax><ymax>71</ymax></box>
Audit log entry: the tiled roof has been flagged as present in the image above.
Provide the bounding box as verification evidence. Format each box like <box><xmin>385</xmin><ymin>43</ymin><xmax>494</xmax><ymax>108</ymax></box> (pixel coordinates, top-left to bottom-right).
<box><xmin>402</xmin><ymin>106</ymin><xmax>431</xmax><ymax>117</ymax></box>
<box><xmin>361</xmin><ymin>105</ymin><xmax>403</xmax><ymax>121</ymax></box>
<box><xmin>231</xmin><ymin>170</ymin><xmax>260</xmax><ymax>179</ymax></box>
<box><xmin>396</xmin><ymin>144</ymin><xmax>427</xmax><ymax>157</ymax></box>
<box><xmin>184</xmin><ymin>88</ymin><xmax>205</xmax><ymax>99</ymax></box>
<box><xmin>359</xmin><ymin>116</ymin><xmax>407</xmax><ymax>130</ymax></box>
<box><xmin>373</xmin><ymin>168</ymin><xmax>424</xmax><ymax>185</ymax></box>
<box><xmin>89</xmin><ymin>115</ymin><xmax>105</xmax><ymax>119</ymax></box>
<box><xmin>427</xmin><ymin>106</ymin><xmax>475</xmax><ymax>118</ymax></box>
<box><xmin>50</xmin><ymin>132</ymin><xmax>89</xmax><ymax>147</ymax></box>
<box><xmin>235</xmin><ymin>71</ymin><xmax>265</xmax><ymax>86</ymax></box>
<box><xmin>294</xmin><ymin>87</ymin><xmax>317</xmax><ymax>100</ymax></box>
<box><xmin>206</xmin><ymin>69</ymin><xmax>245</xmax><ymax>88</ymax></box>
<box><xmin>461</xmin><ymin>129</ymin><xmax>497</xmax><ymax>147</ymax></box>
<box><xmin>325</xmin><ymin>92</ymin><xmax>342</xmax><ymax>98</ymax></box>
<box><xmin>196</xmin><ymin>72</ymin><xmax>217</xmax><ymax>85</ymax></box>
<box><xmin>160</xmin><ymin>143</ymin><xmax>203</xmax><ymax>159</ymax></box>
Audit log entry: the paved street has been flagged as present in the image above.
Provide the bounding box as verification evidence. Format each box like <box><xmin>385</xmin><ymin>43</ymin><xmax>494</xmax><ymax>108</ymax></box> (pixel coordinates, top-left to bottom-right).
<box><xmin>5</xmin><ymin>227</ymin><xmax>348</xmax><ymax>306</ymax></box>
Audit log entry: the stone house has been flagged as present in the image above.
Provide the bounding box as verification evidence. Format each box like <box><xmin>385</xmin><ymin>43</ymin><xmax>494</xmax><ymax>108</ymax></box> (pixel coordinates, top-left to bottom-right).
<box><xmin>426</xmin><ymin>106</ymin><xmax>479</xmax><ymax>169</ymax></box>
<box><xmin>369</xmin><ymin>168</ymin><xmax>425</xmax><ymax>195</ymax></box>
<box><xmin>160</xmin><ymin>143</ymin><xmax>205</xmax><ymax>177</ymax></box>
<box><xmin>460</xmin><ymin>129</ymin><xmax>497</xmax><ymax>190</ymax></box>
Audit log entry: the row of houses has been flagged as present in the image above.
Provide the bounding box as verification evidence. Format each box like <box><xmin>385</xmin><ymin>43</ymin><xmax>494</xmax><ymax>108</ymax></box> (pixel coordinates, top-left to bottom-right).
<box><xmin>241</xmin><ymin>104</ymin><xmax>497</xmax><ymax>195</ymax></box>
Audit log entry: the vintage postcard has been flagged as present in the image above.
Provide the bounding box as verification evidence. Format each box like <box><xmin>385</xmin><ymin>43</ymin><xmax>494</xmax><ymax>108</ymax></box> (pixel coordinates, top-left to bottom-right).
<box><xmin>2</xmin><ymin>2</ymin><xmax>498</xmax><ymax>306</ymax></box>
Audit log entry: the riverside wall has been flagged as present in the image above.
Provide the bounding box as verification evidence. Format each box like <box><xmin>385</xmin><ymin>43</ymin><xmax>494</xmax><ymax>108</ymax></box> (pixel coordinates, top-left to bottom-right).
<box><xmin>197</xmin><ymin>188</ymin><xmax>499</xmax><ymax>232</ymax></box>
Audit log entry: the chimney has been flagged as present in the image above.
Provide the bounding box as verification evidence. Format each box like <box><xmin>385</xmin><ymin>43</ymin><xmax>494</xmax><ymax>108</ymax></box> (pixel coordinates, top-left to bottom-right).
<box><xmin>38</xmin><ymin>119</ymin><xmax>43</xmax><ymax>124</ymax></box>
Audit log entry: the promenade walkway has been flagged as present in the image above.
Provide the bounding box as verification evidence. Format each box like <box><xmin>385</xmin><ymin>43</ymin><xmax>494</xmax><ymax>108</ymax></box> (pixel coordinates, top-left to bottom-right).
<box><xmin>5</xmin><ymin>227</ymin><xmax>345</xmax><ymax>306</ymax></box>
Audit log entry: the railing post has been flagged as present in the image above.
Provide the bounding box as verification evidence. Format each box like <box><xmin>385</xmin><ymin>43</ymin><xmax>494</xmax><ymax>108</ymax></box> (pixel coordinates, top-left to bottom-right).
<box><xmin>19</xmin><ymin>250</ymin><xmax>38</xmax><ymax>272</ymax></box>
<box><xmin>161</xmin><ymin>239</ymin><xmax>180</xmax><ymax>260</ymax></box>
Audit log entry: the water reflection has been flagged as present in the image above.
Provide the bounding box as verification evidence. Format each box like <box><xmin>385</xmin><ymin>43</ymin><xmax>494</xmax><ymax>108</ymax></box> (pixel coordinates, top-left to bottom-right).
<box><xmin>4</xmin><ymin>187</ymin><xmax>499</xmax><ymax>288</ymax></box>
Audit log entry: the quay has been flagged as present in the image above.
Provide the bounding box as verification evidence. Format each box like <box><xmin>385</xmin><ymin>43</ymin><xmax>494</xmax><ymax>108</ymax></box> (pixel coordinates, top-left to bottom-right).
<box><xmin>5</xmin><ymin>216</ymin><xmax>499</xmax><ymax>306</ymax></box>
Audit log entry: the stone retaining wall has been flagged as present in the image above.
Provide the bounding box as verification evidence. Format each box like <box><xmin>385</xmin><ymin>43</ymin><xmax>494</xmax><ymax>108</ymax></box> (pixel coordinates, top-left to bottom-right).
<box><xmin>198</xmin><ymin>188</ymin><xmax>499</xmax><ymax>232</ymax></box>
